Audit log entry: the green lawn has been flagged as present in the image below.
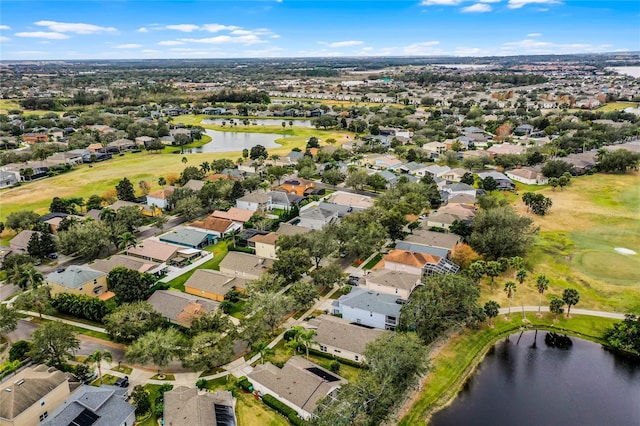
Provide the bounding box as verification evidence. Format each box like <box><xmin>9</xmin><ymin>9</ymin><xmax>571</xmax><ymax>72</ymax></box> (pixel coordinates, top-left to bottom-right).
<box><xmin>399</xmin><ymin>313</ymin><xmax>618</xmax><ymax>425</ymax></box>
<box><xmin>596</xmin><ymin>101</ymin><xmax>638</xmax><ymax>112</ymax></box>
<box><xmin>29</xmin><ymin>316</ymin><xmax>111</xmax><ymax>340</ymax></box>
<box><xmin>362</xmin><ymin>253</ymin><xmax>383</xmax><ymax>270</ymax></box>
<box><xmin>90</xmin><ymin>373</ymin><xmax>119</xmax><ymax>386</ymax></box>
<box><xmin>111</xmin><ymin>365</ymin><xmax>133</xmax><ymax>374</ymax></box>
<box><xmin>165</xmin><ymin>240</ymin><xmax>230</xmax><ymax>291</ymax></box>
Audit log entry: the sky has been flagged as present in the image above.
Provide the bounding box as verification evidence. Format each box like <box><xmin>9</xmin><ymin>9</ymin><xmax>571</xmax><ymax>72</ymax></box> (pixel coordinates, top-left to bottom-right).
<box><xmin>0</xmin><ymin>0</ymin><xmax>638</xmax><ymax>60</ymax></box>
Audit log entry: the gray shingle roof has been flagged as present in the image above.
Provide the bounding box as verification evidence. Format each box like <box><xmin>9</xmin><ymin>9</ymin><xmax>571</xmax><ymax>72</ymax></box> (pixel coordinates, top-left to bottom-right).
<box><xmin>248</xmin><ymin>357</ymin><xmax>346</xmax><ymax>414</ymax></box>
<box><xmin>46</xmin><ymin>265</ymin><xmax>105</xmax><ymax>289</ymax></box>
<box><xmin>159</xmin><ymin>228</ymin><xmax>211</xmax><ymax>247</ymax></box>
<box><xmin>147</xmin><ymin>290</ymin><xmax>220</xmax><ymax>327</ymax></box>
<box><xmin>307</xmin><ymin>315</ymin><xmax>386</xmax><ymax>356</ymax></box>
<box><xmin>164</xmin><ymin>386</ymin><xmax>235</xmax><ymax>426</ymax></box>
<box><xmin>89</xmin><ymin>254</ymin><xmax>161</xmax><ymax>275</ymax></box>
<box><xmin>184</xmin><ymin>269</ymin><xmax>249</xmax><ymax>295</ymax></box>
<box><xmin>218</xmin><ymin>252</ymin><xmax>273</xmax><ymax>280</ymax></box>
<box><xmin>41</xmin><ymin>385</ymin><xmax>134</xmax><ymax>426</ymax></box>
<box><xmin>365</xmin><ymin>269</ymin><xmax>421</xmax><ymax>291</ymax></box>
<box><xmin>402</xmin><ymin>229</ymin><xmax>461</xmax><ymax>251</ymax></box>
<box><xmin>336</xmin><ymin>288</ymin><xmax>403</xmax><ymax>317</ymax></box>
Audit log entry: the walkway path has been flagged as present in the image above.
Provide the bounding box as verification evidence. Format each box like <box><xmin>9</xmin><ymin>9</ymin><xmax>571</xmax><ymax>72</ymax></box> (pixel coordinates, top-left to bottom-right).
<box><xmin>499</xmin><ymin>306</ymin><xmax>626</xmax><ymax>320</ymax></box>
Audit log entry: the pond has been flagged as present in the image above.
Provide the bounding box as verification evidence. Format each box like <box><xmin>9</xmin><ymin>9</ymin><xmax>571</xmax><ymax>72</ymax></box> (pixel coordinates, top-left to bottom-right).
<box><xmin>430</xmin><ymin>330</ymin><xmax>640</xmax><ymax>426</ymax></box>
<box><xmin>184</xmin><ymin>129</ymin><xmax>283</xmax><ymax>153</ymax></box>
<box><xmin>201</xmin><ymin>118</ymin><xmax>314</xmax><ymax>127</ymax></box>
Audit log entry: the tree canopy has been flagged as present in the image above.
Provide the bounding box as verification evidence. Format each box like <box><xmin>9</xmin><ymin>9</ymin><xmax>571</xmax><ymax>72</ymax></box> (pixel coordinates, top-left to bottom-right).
<box><xmin>469</xmin><ymin>205</ymin><xmax>535</xmax><ymax>260</ymax></box>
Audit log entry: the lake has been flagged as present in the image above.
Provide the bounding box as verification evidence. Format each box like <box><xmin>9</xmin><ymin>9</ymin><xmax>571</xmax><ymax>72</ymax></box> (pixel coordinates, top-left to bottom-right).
<box><xmin>431</xmin><ymin>330</ymin><xmax>640</xmax><ymax>426</ymax></box>
<box><xmin>201</xmin><ymin>118</ymin><xmax>314</xmax><ymax>127</ymax></box>
<box><xmin>184</xmin><ymin>129</ymin><xmax>283</xmax><ymax>153</ymax></box>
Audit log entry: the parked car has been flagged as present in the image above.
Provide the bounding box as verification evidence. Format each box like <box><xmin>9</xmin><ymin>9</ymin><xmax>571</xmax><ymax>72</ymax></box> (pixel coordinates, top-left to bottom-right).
<box><xmin>115</xmin><ymin>376</ymin><xmax>129</xmax><ymax>387</ymax></box>
<box><xmin>339</xmin><ymin>251</ymin><xmax>348</xmax><ymax>258</ymax></box>
<box><xmin>47</xmin><ymin>253</ymin><xmax>58</xmax><ymax>259</ymax></box>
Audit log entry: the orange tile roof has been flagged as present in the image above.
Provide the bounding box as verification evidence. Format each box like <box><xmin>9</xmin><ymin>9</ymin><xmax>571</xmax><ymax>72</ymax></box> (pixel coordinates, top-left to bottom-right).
<box><xmin>147</xmin><ymin>188</ymin><xmax>174</xmax><ymax>199</ymax></box>
<box><xmin>98</xmin><ymin>291</ymin><xmax>116</xmax><ymax>301</ymax></box>
<box><xmin>383</xmin><ymin>249</ymin><xmax>440</xmax><ymax>267</ymax></box>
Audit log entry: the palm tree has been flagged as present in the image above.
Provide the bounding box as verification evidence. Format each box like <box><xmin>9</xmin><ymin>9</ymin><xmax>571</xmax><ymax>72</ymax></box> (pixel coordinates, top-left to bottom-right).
<box><xmin>200</xmin><ymin>161</ymin><xmax>211</xmax><ymax>175</ymax></box>
<box><xmin>287</xmin><ymin>326</ymin><xmax>317</xmax><ymax>359</ymax></box>
<box><xmin>516</xmin><ymin>268</ymin><xmax>527</xmax><ymax>285</ymax></box>
<box><xmin>503</xmin><ymin>281</ymin><xmax>517</xmax><ymax>318</ymax></box>
<box><xmin>485</xmin><ymin>261</ymin><xmax>501</xmax><ymax>289</ymax></box>
<box><xmin>86</xmin><ymin>349</ymin><xmax>112</xmax><ymax>384</ymax></box>
<box><xmin>16</xmin><ymin>265</ymin><xmax>43</xmax><ymax>289</ymax></box>
<box><xmin>252</xmin><ymin>341</ymin><xmax>274</xmax><ymax>364</ymax></box>
<box><xmin>117</xmin><ymin>232</ymin><xmax>137</xmax><ymax>251</ymax></box>
<box><xmin>182</xmin><ymin>156</ymin><xmax>188</xmax><ymax>166</ymax></box>
<box><xmin>535</xmin><ymin>275</ymin><xmax>550</xmax><ymax>316</ymax></box>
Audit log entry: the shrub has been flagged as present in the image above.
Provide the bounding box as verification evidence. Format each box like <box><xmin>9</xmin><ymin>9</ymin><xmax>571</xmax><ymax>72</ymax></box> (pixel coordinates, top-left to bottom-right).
<box><xmin>329</xmin><ymin>361</ymin><xmax>340</xmax><ymax>373</ymax></box>
<box><xmin>196</xmin><ymin>378</ymin><xmax>207</xmax><ymax>390</ymax></box>
<box><xmin>283</xmin><ymin>328</ymin><xmax>298</xmax><ymax>342</ymax></box>
<box><xmin>237</xmin><ymin>377</ymin><xmax>253</xmax><ymax>392</ymax></box>
<box><xmin>9</xmin><ymin>340</ymin><xmax>31</xmax><ymax>361</ymax></box>
<box><xmin>261</xmin><ymin>394</ymin><xmax>307</xmax><ymax>426</ymax></box>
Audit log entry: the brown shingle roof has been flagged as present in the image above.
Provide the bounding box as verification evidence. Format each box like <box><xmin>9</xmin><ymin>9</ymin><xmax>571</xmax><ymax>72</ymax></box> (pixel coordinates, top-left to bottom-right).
<box><xmin>249</xmin><ymin>232</ymin><xmax>279</xmax><ymax>245</ymax></box>
<box><xmin>184</xmin><ymin>269</ymin><xmax>248</xmax><ymax>295</ymax></box>
<box><xmin>307</xmin><ymin>315</ymin><xmax>386</xmax><ymax>356</ymax></box>
<box><xmin>191</xmin><ymin>216</ymin><xmax>234</xmax><ymax>233</ymax></box>
<box><xmin>212</xmin><ymin>207</ymin><xmax>254</xmax><ymax>223</ymax></box>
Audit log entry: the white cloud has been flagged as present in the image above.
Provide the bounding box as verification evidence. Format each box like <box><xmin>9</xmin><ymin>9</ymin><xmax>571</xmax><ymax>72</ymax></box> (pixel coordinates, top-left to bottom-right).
<box><xmin>202</xmin><ymin>24</ymin><xmax>240</xmax><ymax>33</ymax></box>
<box><xmin>35</xmin><ymin>20</ymin><xmax>116</xmax><ymax>34</ymax></box>
<box><xmin>137</xmin><ymin>27</ymin><xmax>149</xmax><ymax>33</ymax></box>
<box><xmin>421</xmin><ymin>0</ymin><xmax>463</xmax><ymax>5</ymax></box>
<box><xmin>500</xmin><ymin>38</ymin><xmax>612</xmax><ymax>54</ymax></box>
<box><xmin>158</xmin><ymin>40</ymin><xmax>185</xmax><ymax>46</ymax></box>
<box><xmin>115</xmin><ymin>44</ymin><xmax>143</xmax><ymax>49</ymax></box>
<box><xmin>402</xmin><ymin>41</ymin><xmax>442</xmax><ymax>55</ymax></box>
<box><xmin>462</xmin><ymin>3</ymin><xmax>492</xmax><ymax>12</ymax></box>
<box><xmin>0</xmin><ymin>36</ymin><xmax>10</xmax><ymax>42</ymax></box>
<box><xmin>142</xmin><ymin>49</ymin><xmax>160</xmax><ymax>54</ymax></box>
<box><xmin>508</xmin><ymin>0</ymin><xmax>559</xmax><ymax>9</ymax></box>
<box><xmin>454</xmin><ymin>46</ymin><xmax>491</xmax><ymax>56</ymax></box>
<box><xmin>165</xmin><ymin>24</ymin><xmax>200</xmax><ymax>32</ymax></box>
<box><xmin>527</xmin><ymin>33</ymin><xmax>542</xmax><ymax>37</ymax></box>
<box><xmin>15</xmin><ymin>31</ymin><xmax>69</xmax><ymax>40</ymax></box>
<box><xmin>326</xmin><ymin>40</ymin><xmax>364</xmax><ymax>48</ymax></box>
<box><xmin>179</xmin><ymin>34</ymin><xmax>265</xmax><ymax>45</ymax></box>
<box><xmin>479</xmin><ymin>0</ymin><xmax>501</xmax><ymax>2</ymax></box>
<box><xmin>0</xmin><ymin>25</ymin><xmax>11</xmax><ymax>30</ymax></box>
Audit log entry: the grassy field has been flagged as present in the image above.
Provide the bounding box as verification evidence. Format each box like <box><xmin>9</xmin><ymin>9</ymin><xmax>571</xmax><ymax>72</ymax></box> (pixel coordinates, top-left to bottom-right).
<box><xmin>480</xmin><ymin>172</ymin><xmax>640</xmax><ymax>314</ymax></box>
<box><xmin>398</xmin><ymin>313</ymin><xmax>618</xmax><ymax>425</ymax></box>
<box><xmin>596</xmin><ymin>101</ymin><xmax>638</xmax><ymax>112</ymax></box>
<box><xmin>0</xmin><ymin>99</ymin><xmax>64</xmax><ymax>117</ymax></box>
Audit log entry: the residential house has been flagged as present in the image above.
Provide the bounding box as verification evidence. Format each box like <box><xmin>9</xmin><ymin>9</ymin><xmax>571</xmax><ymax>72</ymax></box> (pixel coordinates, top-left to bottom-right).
<box><xmin>135</xmin><ymin>135</ymin><xmax>156</xmax><ymax>147</ymax></box>
<box><xmin>557</xmin><ymin>151</ymin><xmax>598</xmax><ymax>175</ymax></box>
<box><xmin>424</xmin><ymin>164</ymin><xmax>452</xmax><ymax>178</ymax></box>
<box><xmin>487</xmin><ymin>143</ymin><xmax>527</xmax><ymax>157</ymax></box>
<box><xmin>41</xmin><ymin>385</ymin><xmax>135</xmax><ymax>426</ymax></box>
<box><xmin>159</xmin><ymin>228</ymin><xmax>215</xmax><ymax>249</ymax></box>
<box><xmin>426</xmin><ymin>204</ymin><xmax>476</xmax><ymax>229</ymax></box>
<box><xmin>218</xmin><ymin>252</ymin><xmax>273</xmax><ymax>280</ymax></box>
<box><xmin>286</xmin><ymin>150</ymin><xmax>305</xmax><ymax>163</ymax></box>
<box><xmin>106</xmin><ymin>139</ymin><xmax>136</xmax><ymax>153</ymax></box>
<box><xmin>184</xmin><ymin>269</ymin><xmax>249</xmax><ymax>301</ymax></box>
<box><xmin>0</xmin><ymin>364</ymin><xmax>79</xmax><ymax>426</ymax></box>
<box><xmin>236</xmin><ymin>192</ymin><xmax>272</xmax><ymax>212</ymax></box>
<box><xmin>477</xmin><ymin>171</ymin><xmax>515</xmax><ymax>190</ymax></box>
<box><xmin>363</xmin><ymin>154</ymin><xmax>403</xmax><ymax>170</ymax></box>
<box><xmin>248</xmin><ymin>232</ymin><xmax>279</xmax><ymax>260</ymax></box>
<box><xmin>422</xmin><ymin>142</ymin><xmax>447</xmax><ymax>158</ymax></box>
<box><xmin>38</xmin><ymin>212</ymin><xmax>70</xmax><ymax>234</ymax></box>
<box><xmin>515</xmin><ymin>124</ymin><xmax>534</xmax><ymax>135</ymax></box>
<box><xmin>269</xmin><ymin>191</ymin><xmax>304</xmax><ymax>211</ymax></box>
<box><xmin>442</xmin><ymin>182</ymin><xmax>477</xmax><ymax>198</ymax></box>
<box><xmin>279</xmin><ymin>178</ymin><xmax>314</xmax><ymax>196</ymax></box>
<box><xmin>398</xmin><ymin>161</ymin><xmax>431</xmax><ymax>177</ymax></box>
<box><xmin>164</xmin><ymin>387</ymin><xmax>236</xmax><ymax>426</ymax></box>
<box><xmin>441</xmin><ymin>168</ymin><xmax>471</xmax><ymax>183</ymax></box>
<box><xmin>296</xmin><ymin>206</ymin><xmax>339</xmax><ymax>230</ymax></box>
<box><xmin>21</xmin><ymin>132</ymin><xmax>48</xmax><ymax>144</ymax></box>
<box><xmin>126</xmin><ymin>239</ymin><xmax>182</xmax><ymax>264</ymax></box>
<box><xmin>331</xmin><ymin>287</ymin><xmax>403</xmax><ymax>330</ymax></box>
<box><xmin>147</xmin><ymin>290</ymin><xmax>219</xmax><ymax>327</ymax></box>
<box><xmin>189</xmin><ymin>216</ymin><xmax>240</xmax><ymax>239</ymax></box>
<box><xmin>89</xmin><ymin>254</ymin><xmax>167</xmax><ymax>277</ymax></box>
<box><xmin>276</xmin><ymin>222</ymin><xmax>313</xmax><ymax>236</ymax></box>
<box><xmin>403</xmin><ymin>229</ymin><xmax>461</xmax><ymax>254</ymax></box>
<box><xmin>106</xmin><ymin>200</ymin><xmax>160</xmax><ymax>217</ymax></box>
<box><xmin>9</xmin><ymin>230</ymin><xmax>41</xmax><ymax>253</ymax></box>
<box><xmin>0</xmin><ymin>170</ymin><xmax>19</xmax><ymax>188</ymax></box>
<box><xmin>375</xmin><ymin>170</ymin><xmax>399</xmax><ymax>187</ymax></box>
<box><xmin>382</xmin><ymin>250</ymin><xmax>437</xmax><ymax>276</ymax></box>
<box><xmin>146</xmin><ymin>188</ymin><xmax>174</xmax><ymax>210</ymax></box>
<box><xmin>362</xmin><ymin>269</ymin><xmax>421</xmax><ymax>300</ymax></box>
<box><xmin>46</xmin><ymin>150</ymin><xmax>85</xmax><ymax>166</ymax></box>
<box><xmin>505</xmin><ymin>167</ymin><xmax>549</xmax><ymax>185</ymax></box>
<box><xmin>45</xmin><ymin>265</ymin><xmax>108</xmax><ymax>298</ymax></box>
<box><xmin>446</xmin><ymin>193</ymin><xmax>476</xmax><ymax>206</ymax></box>
<box><xmin>248</xmin><ymin>357</ymin><xmax>347</xmax><ymax>420</ymax></box>
<box><xmin>325</xmin><ymin>191</ymin><xmax>374</xmax><ymax>211</ymax></box>
<box><xmin>212</xmin><ymin>207</ymin><xmax>255</xmax><ymax>227</ymax></box>
<box><xmin>182</xmin><ymin>179</ymin><xmax>206</xmax><ymax>192</ymax></box>
<box><xmin>306</xmin><ymin>315</ymin><xmax>387</xmax><ymax>363</ymax></box>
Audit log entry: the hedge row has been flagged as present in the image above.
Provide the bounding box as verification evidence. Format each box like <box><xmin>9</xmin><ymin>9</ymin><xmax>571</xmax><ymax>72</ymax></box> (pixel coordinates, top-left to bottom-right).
<box><xmin>261</xmin><ymin>394</ymin><xmax>307</xmax><ymax>426</ymax></box>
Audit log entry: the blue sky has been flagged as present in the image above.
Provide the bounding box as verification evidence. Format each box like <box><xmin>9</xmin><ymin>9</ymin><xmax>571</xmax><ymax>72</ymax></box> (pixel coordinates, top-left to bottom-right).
<box><xmin>0</xmin><ymin>1</ymin><xmax>638</xmax><ymax>60</ymax></box>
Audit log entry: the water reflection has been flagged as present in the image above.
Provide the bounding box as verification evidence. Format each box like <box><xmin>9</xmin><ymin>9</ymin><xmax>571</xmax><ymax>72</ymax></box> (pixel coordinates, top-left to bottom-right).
<box><xmin>431</xmin><ymin>331</ymin><xmax>640</xmax><ymax>426</ymax></box>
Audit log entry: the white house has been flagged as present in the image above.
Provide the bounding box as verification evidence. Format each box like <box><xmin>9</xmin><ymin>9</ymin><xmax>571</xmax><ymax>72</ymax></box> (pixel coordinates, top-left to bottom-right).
<box><xmin>331</xmin><ymin>287</ymin><xmax>403</xmax><ymax>330</ymax></box>
<box><xmin>505</xmin><ymin>168</ymin><xmax>549</xmax><ymax>185</ymax></box>
<box><xmin>307</xmin><ymin>315</ymin><xmax>387</xmax><ymax>362</ymax></box>
<box><xmin>236</xmin><ymin>192</ymin><xmax>272</xmax><ymax>212</ymax></box>
<box><xmin>146</xmin><ymin>188</ymin><xmax>174</xmax><ymax>209</ymax></box>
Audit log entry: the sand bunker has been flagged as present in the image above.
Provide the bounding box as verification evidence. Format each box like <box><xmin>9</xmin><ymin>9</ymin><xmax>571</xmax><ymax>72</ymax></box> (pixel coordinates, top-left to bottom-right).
<box><xmin>614</xmin><ymin>247</ymin><xmax>637</xmax><ymax>255</ymax></box>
